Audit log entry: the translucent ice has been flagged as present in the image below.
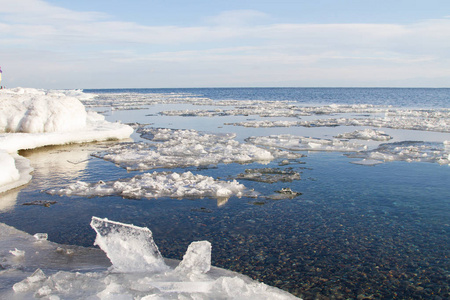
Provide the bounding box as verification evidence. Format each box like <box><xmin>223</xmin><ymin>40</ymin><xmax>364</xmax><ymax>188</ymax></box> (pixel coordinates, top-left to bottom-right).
<box><xmin>175</xmin><ymin>241</ymin><xmax>212</xmax><ymax>275</ymax></box>
<box><xmin>90</xmin><ymin>217</ymin><xmax>168</xmax><ymax>273</ymax></box>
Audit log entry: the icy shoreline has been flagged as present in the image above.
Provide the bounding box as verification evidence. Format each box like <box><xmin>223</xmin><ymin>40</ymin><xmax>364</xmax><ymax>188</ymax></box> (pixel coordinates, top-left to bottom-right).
<box><xmin>0</xmin><ymin>218</ymin><xmax>299</xmax><ymax>299</ymax></box>
<box><xmin>0</xmin><ymin>88</ymin><xmax>134</xmax><ymax>193</ymax></box>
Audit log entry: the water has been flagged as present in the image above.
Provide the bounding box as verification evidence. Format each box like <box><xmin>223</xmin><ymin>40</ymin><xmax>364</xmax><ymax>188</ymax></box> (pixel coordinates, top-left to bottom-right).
<box><xmin>1</xmin><ymin>88</ymin><xmax>449</xmax><ymax>299</ymax></box>
<box><xmin>85</xmin><ymin>87</ymin><xmax>450</xmax><ymax>108</ymax></box>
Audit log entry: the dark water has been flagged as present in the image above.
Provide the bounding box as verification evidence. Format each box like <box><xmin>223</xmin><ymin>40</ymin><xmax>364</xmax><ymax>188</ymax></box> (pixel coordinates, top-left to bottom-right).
<box><xmin>1</xmin><ymin>88</ymin><xmax>449</xmax><ymax>299</ymax></box>
<box><xmin>85</xmin><ymin>87</ymin><xmax>450</xmax><ymax>108</ymax></box>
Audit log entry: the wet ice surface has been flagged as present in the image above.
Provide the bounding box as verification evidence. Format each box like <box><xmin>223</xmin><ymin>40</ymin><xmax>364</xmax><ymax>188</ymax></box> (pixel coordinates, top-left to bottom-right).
<box><xmin>1</xmin><ymin>88</ymin><xmax>449</xmax><ymax>299</ymax></box>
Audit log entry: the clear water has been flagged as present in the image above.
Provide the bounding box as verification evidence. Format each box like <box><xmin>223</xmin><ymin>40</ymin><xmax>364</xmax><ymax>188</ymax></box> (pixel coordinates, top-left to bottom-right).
<box><xmin>1</xmin><ymin>88</ymin><xmax>449</xmax><ymax>299</ymax></box>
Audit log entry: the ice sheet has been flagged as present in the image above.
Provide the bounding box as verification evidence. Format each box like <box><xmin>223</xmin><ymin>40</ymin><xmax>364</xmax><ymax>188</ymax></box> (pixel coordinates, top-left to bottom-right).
<box><xmin>0</xmin><ymin>218</ymin><xmax>299</xmax><ymax>299</ymax></box>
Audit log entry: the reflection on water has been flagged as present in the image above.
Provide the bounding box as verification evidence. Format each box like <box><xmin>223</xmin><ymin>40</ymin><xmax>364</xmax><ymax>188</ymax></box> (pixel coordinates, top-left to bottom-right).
<box><xmin>0</xmin><ymin>189</ymin><xmax>19</xmax><ymax>212</ymax></box>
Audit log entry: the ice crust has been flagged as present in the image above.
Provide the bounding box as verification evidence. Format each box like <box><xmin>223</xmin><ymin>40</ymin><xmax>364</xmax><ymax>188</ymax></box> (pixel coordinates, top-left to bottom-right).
<box><xmin>0</xmin><ymin>219</ymin><xmax>299</xmax><ymax>299</ymax></box>
<box><xmin>0</xmin><ymin>88</ymin><xmax>133</xmax><ymax>193</ymax></box>
<box><xmin>48</xmin><ymin>171</ymin><xmax>247</xmax><ymax>199</ymax></box>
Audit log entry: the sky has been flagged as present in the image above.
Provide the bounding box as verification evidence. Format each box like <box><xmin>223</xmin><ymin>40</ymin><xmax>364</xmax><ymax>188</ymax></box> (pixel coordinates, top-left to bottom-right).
<box><xmin>1</xmin><ymin>0</ymin><xmax>450</xmax><ymax>89</ymax></box>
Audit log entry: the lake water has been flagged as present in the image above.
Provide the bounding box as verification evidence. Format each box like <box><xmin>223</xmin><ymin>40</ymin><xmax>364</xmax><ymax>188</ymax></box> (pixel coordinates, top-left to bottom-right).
<box><xmin>1</xmin><ymin>88</ymin><xmax>449</xmax><ymax>299</ymax></box>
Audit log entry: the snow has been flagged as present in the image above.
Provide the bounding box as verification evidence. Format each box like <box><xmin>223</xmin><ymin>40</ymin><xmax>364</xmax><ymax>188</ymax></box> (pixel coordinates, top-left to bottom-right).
<box><xmin>0</xmin><ymin>88</ymin><xmax>133</xmax><ymax>193</ymax></box>
<box><xmin>0</xmin><ymin>218</ymin><xmax>299</xmax><ymax>299</ymax></box>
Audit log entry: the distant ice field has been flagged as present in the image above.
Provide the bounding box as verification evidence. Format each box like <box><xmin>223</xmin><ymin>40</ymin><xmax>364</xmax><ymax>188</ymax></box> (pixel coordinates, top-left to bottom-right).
<box><xmin>1</xmin><ymin>87</ymin><xmax>449</xmax><ymax>299</ymax></box>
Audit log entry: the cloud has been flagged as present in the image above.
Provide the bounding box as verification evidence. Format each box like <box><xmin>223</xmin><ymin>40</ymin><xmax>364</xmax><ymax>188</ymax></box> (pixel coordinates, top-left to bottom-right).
<box><xmin>1</xmin><ymin>0</ymin><xmax>450</xmax><ymax>88</ymax></box>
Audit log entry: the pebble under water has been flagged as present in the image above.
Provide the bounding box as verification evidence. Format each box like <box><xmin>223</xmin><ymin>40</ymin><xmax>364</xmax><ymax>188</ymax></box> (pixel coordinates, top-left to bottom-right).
<box><xmin>1</xmin><ymin>88</ymin><xmax>449</xmax><ymax>299</ymax></box>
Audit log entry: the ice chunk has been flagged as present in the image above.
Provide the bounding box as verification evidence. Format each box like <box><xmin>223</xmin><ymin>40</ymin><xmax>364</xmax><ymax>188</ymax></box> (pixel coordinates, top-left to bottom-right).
<box><xmin>247</xmin><ymin>134</ymin><xmax>367</xmax><ymax>152</ymax></box>
<box><xmin>13</xmin><ymin>268</ymin><xmax>47</xmax><ymax>292</ymax></box>
<box><xmin>93</xmin><ymin>128</ymin><xmax>278</xmax><ymax>171</ymax></box>
<box><xmin>335</xmin><ymin>129</ymin><xmax>392</xmax><ymax>141</ymax></box>
<box><xmin>90</xmin><ymin>217</ymin><xmax>168</xmax><ymax>273</ymax></box>
<box><xmin>175</xmin><ymin>241</ymin><xmax>211</xmax><ymax>275</ymax></box>
<box><xmin>33</xmin><ymin>233</ymin><xmax>48</xmax><ymax>241</ymax></box>
<box><xmin>9</xmin><ymin>248</ymin><xmax>25</xmax><ymax>257</ymax></box>
<box><xmin>347</xmin><ymin>141</ymin><xmax>450</xmax><ymax>165</ymax></box>
<box><xmin>48</xmin><ymin>171</ymin><xmax>247</xmax><ymax>200</ymax></box>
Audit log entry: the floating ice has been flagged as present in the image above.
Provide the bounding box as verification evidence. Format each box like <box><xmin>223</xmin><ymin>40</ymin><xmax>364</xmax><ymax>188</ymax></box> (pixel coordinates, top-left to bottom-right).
<box><xmin>335</xmin><ymin>129</ymin><xmax>392</xmax><ymax>141</ymax></box>
<box><xmin>93</xmin><ymin>128</ymin><xmax>291</xmax><ymax>171</ymax></box>
<box><xmin>348</xmin><ymin>141</ymin><xmax>450</xmax><ymax>165</ymax></box>
<box><xmin>0</xmin><ymin>219</ymin><xmax>299</xmax><ymax>299</ymax></box>
<box><xmin>247</xmin><ymin>134</ymin><xmax>368</xmax><ymax>152</ymax></box>
<box><xmin>47</xmin><ymin>171</ymin><xmax>247</xmax><ymax>200</ymax></box>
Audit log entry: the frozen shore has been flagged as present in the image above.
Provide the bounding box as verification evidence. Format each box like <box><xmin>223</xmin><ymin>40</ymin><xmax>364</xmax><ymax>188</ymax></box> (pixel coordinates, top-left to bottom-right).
<box><xmin>0</xmin><ymin>88</ymin><xmax>134</xmax><ymax>193</ymax></box>
<box><xmin>0</xmin><ymin>217</ymin><xmax>298</xmax><ymax>299</ymax></box>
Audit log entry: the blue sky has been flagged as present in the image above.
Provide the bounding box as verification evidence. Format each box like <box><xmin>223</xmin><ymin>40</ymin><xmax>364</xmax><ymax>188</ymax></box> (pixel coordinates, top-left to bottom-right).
<box><xmin>1</xmin><ymin>0</ymin><xmax>450</xmax><ymax>88</ymax></box>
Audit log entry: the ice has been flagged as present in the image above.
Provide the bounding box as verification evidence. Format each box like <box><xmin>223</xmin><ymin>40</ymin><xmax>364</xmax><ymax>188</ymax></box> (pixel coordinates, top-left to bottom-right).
<box><xmin>0</xmin><ymin>219</ymin><xmax>299</xmax><ymax>299</ymax></box>
<box><xmin>90</xmin><ymin>217</ymin><xmax>169</xmax><ymax>273</ymax></box>
<box><xmin>348</xmin><ymin>141</ymin><xmax>450</xmax><ymax>165</ymax></box>
<box><xmin>175</xmin><ymin>241</ymin><xmax>212</xmax><ymax>275</ymax></box>
<box><xmin>0</xmin><ymin>88</ymin><xmax>133</xmax><ymax>194</ymax></box>
<box><xmin>335</xmin><ymin>129</ymin><xmax>392</xmax><ymax>141</ymax></box>
<box><xmin>236</xmin><ymin>168</ymin><xmax>301</xmax><ymax>183</ymax></box>
<box><xmin>0</xmin><ymin>151</ymin><xmax>33</xmax><ymax>194</ymax></box>
<box><xmin>247</xmin><ymin>134</ymin><xmax>368</xmax><ymax>152</ymax></box>
<box><xmin>93</xmin><ymin>128</ymin><xmax>293</xmax><ymax>171</ymax></box>
<box><xmin>47</xmin><ymin>171</ymin><xmax>247</xmax><ymax>200</ymax></box>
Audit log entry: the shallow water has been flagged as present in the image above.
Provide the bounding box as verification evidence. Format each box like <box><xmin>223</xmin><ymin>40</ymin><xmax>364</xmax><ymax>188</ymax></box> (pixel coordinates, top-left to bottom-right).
<box><xmin>1</xmin><ymin>88</ymin><xmax>449</xmax><ymax>299</ymax></box>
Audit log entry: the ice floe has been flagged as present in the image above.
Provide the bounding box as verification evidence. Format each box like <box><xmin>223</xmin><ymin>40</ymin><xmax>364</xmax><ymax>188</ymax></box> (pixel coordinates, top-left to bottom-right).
<box><xmin>246</xmin><ymin>134</ymin><xmax>368</xmax><ymax>152</ymax></box>
<box><xmin>0</xmin><ymin>88</ymin><xmax>133</xmax><ymax>193</ymax></box>
<box><xmin>47</xmin><ymin>171</ymin><xmax>248</xmax><ymax>200</ymax></box>
<box><xmin>93</xmin><ymin>128</ymin><xmax>300</xmax><ymax>171</ymax></box>
<box><xmin>0</xmin><ymin>218</ymin><xmax>299</xmax><ymax>299</ymax></box>
<box><xmin>335</xmin><ymin>129</ymin><xmax>392</xmax><ymax>141</ymax></box>
<box><xmin>348</xmin><ymin>141</ymin><xmax>450</xmax><ymax>165</ymax></box>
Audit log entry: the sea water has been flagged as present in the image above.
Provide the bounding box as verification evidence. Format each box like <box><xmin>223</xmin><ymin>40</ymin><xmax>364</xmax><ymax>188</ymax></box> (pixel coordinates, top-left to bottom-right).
<box><xmin>0</xmin><ymin>88</ymin><xmax>449</xmax><ymax>299</ymax></box>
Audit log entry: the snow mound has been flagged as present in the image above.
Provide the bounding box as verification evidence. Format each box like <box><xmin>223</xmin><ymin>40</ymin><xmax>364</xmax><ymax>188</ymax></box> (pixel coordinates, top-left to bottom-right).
<box><xmin>0</xmin><ymin>88</ymin><xmax>133</xmax><ymax>194</ymax></box>
<box><xmin>47</xmin><ymin>171</ymin><xmax>247</xmax><ymax>199</ymax></box>
<box><xmin>0</xmin><ymin>87</ymin><xmax>87</xmax><ymax>133</ymax></box>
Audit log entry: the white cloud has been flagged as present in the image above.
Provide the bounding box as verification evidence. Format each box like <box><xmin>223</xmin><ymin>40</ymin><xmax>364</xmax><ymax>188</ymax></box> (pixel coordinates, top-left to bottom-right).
<box><xmin>1</xmin><ymin>0</ymin><xmax>450</xmax><ymax>88</ymax></box>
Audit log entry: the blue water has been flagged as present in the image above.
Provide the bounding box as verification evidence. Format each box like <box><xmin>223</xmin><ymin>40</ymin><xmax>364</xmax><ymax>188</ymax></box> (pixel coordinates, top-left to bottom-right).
<box><xmin>85</xmin><ymin>87</ymin><xmax>450</xmax><ymax>108</ymax></box>
<box><xmin>1</xmin><ymin>88</ymin><xmax>449</xmax><ymax>299</ymax></box>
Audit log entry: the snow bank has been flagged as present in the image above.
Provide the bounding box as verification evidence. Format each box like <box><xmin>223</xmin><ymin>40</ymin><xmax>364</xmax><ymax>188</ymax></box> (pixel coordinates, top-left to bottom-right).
<box><xmin>0</xmin><ymin>88</ymin><xmax>133</xmax><ymax>194</ymax></box>
<box><xmin>0</xmin><ymin>218</ymin><xmax>299</xmax><ymax>299</ymax></box>
<box><xmin>47</xmin><ymin>171</ymin><xmax>248</xmax><ymax>200</ymax></box>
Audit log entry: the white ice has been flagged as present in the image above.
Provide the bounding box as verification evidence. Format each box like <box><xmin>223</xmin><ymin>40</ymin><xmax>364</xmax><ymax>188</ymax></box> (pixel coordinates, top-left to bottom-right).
<box><xmin>335</xmin><ymin>129</ymin><xmax>392</xmax><ymax>141</ymax></box>
<box><xmin>0</xmin><ymin>88</ymin><xmax>133</xmax><ymax>193</ymax></box>
<box><xmin>0</xmin><ymin>218</ymin><xmax>299</xmax><ymax>299</ymax></box>
<box><xmin>247</xmin><ymin>134</ymin><xmax>368</xmax><ymax>152</ymax></box>
<box><xmin>93</xmin><ymin>128</ymin><xmax>300</xmax><ymax>171</ymax></box>
<box><xmin>47</xmin><ymin>171</ymin><xmax>248</xmax><ymax>200</ymax></box>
